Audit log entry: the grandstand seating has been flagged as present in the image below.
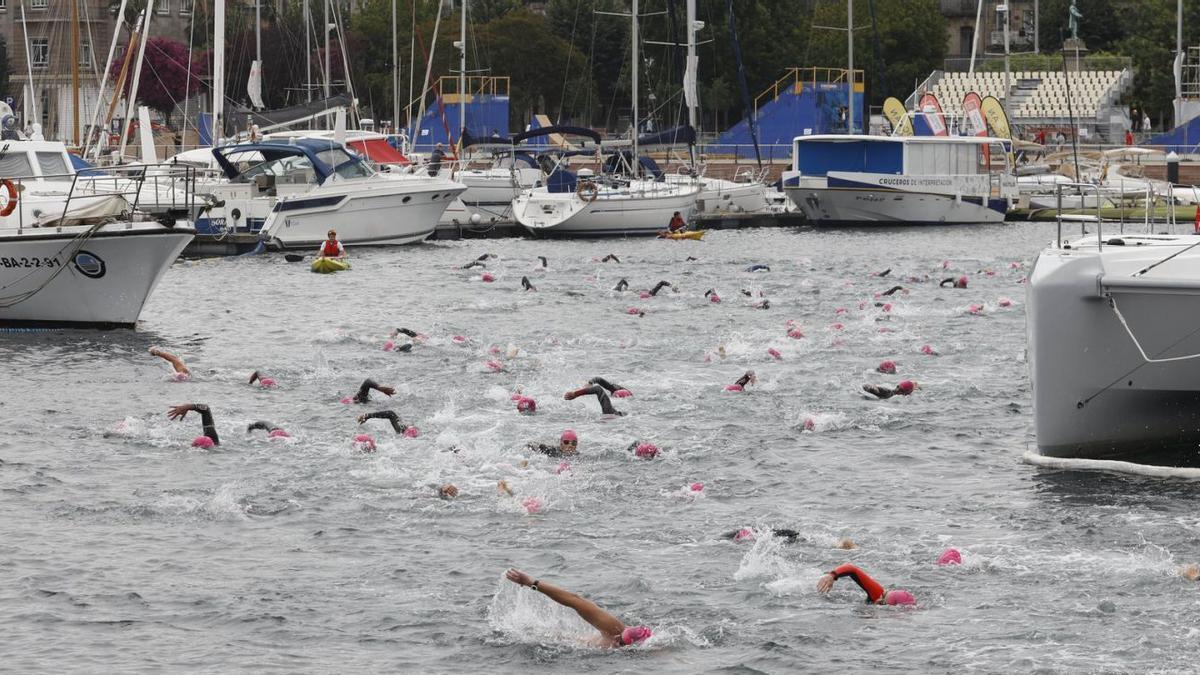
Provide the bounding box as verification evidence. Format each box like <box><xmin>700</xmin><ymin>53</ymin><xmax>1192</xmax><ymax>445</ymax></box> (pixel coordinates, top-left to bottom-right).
<box><xmin>924</xmin><ymin>70</ymin><xmax>1127</xmax><ymax>120</ymax></box>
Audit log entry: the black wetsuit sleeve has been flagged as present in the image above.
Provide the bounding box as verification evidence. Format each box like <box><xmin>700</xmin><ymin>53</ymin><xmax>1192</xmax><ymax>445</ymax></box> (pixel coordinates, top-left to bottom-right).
<box><xmin>193</xmin><ymin>404</ymin><xmax>219</xmax><ymax>445</ymax></box>
<box><xmin>354</xmin><ymin>379</ymin><xmax>379</xmax><ymax>404</ymax></box>
<box><xmin>592</xmin><ymin>386</ymin><xmax>620</xmax><ymax>415</ymax></box>
<box><xmin>881</xmin><ymin>285</ymin><xmax>903</xmax><ymax>296</ymax></box>
<box><xmin>537</xmin><ymin>256</ymin><xmax>547</xmax><ymax>267</ymax></box>
<box><xmin>396</xmin><ymin>343</ymin><xmax>413</xmax><ymax>352</ymax></box>
<box><xmin>940</xmin><ymin>278</ymin><xmax>954</xmax><ymax>287</ymax></box>
<box><xmin>863</xmin><ymin>384</ymin><xmax>895</xmax><ymax>399</ymax></box>
<box><xmin>396</xmin><ymin>328</ymin><xmax>418</xmax><ymax>338</ymax></box>
<box><xmin>528</xmin><ymin>443</ymin><xmax>561</xmax><ymax>457</ymax></box>
<box><xmin>521</xmin><ymin>276</ymin><xmax>535</xmax><ymax>291</ymax></box>
<box><xmin>613</xmin><ymin>279</ymin><xmax>629</xmax><ymax>292</ymax></box>
<box><xmin>772</xmin><ymin>528</ymin><xmax>802</xmax><ymax>542</ymax></box>
<box><xmin>246</xmin><ymin>420</ymin><xmax>277</xmax><ymax>433</ymax></box>
<box><xmin>361</xmin><ymin>410</ymin><xmax>406</xmax><ymax>434</ymax></box>
<box><xmin>649</xmin><ymin>280</ymin><xmax>672</xmax><ymax>296</ymax></box>
<box><xmin>735</xmin><ymin>373</ymin><xmax>753</xmax><ymax>387</ymax></box>
<box><xmin>588</xmin><ymin>377</ymin><xmax>623</xmax><ymax>394</ymax></box>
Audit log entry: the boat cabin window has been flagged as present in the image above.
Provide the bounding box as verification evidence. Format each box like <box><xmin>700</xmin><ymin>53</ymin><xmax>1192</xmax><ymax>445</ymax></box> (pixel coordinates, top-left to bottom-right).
<box><xmin>234</xmin><ymin>153</ymin><xmax>317</xmax><ymax>185</ymax></box>
<box><xmin>315</xmin><ymin>148</ymin><xmax>373</xmax><ymax>180</ymax></box>
<box><xmin>794</xmin><ymin>140</ymin><xmax>903</xmax><ymax>176</ymax></box>
<box><xmin>36</xmin><ymin>151</ymin><xmax>69</xmax><ymax>178</ymax></box>
<box><xmin>906</xmin><ymin>142</ymin><xmax>981</xmax><ymax>176</ymax></box>
<box><xmin>0</xmin><ymin>151</ymin><xmax>34</xmax><ymax>178</ymax></box>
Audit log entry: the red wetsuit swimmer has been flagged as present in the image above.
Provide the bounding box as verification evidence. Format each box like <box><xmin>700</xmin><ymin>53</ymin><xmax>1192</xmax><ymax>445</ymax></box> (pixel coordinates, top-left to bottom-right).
<box><xmin>817</xmin><ymin>563</ymin><xmax>916</xmax><ymax>606</ymax></box>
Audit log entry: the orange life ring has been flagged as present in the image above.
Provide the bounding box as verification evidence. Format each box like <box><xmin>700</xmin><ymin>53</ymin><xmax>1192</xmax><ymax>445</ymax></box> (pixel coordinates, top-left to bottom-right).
<box><xmin>0</xmin><ymin>179</ymin><xmax>18</xmax><ymax>217</ymax></box>
<box><xmin>576</xmin><ymin>180</ymin><xmax>599</xmax><ymax>203</ymax></box>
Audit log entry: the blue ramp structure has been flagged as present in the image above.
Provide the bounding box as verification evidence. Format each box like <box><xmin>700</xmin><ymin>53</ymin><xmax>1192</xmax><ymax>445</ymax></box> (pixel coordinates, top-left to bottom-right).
<box><xmin>710</xmin><ymin>67</ymin><xmax>864</xmax><ymax>160</ymax></box>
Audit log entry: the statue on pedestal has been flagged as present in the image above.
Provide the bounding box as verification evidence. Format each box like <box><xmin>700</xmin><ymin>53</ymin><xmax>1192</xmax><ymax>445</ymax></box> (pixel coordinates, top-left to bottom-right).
<box><xmin>1068</xmin><ymin>0</ymin><xmax>1083</xmax><ymax>41</ymax></box>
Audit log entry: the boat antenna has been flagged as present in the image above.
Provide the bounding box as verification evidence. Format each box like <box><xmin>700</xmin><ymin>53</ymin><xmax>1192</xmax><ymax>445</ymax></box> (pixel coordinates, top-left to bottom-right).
<box><xmin>1061</xmin><ymin>44</ymin><xmax>1082</xmax><ymax>197</ymax></box>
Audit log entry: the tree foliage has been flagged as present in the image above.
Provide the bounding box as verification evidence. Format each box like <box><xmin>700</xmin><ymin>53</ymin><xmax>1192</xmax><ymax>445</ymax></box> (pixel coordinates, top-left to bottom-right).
<box><xmin>111</xmin><ymin>37</ymin><xmax>203</xmax><ymax>116</ymax></box>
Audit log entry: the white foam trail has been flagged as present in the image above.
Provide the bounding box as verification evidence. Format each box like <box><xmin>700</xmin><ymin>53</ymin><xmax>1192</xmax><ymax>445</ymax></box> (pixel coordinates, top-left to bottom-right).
<box><xmin>1022</xmin><ymin>451</ymin><xmax>1200</xmax><ymax>479</ymax></box>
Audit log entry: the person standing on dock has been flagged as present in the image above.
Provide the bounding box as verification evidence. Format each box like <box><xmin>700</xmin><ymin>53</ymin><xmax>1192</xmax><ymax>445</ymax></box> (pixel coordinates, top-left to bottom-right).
<box><xmin>429</xmin><ymin>143</ymin><xmax>446</xmax><ymax>177</ymax></box>
<box><xmin>317</xmin><ymin>230</ymin><xmax>345</xmax><ymax>259</ymax></box>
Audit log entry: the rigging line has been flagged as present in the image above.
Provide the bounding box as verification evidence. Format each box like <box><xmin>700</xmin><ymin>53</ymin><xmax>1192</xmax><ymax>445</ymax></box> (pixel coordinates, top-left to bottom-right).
<box><xmin>1080</xmin><ymin>295</ymin><xmax>1200</xmax><ymax>406</ymax></box>
<box><xmin>1133</xmin><ymin>238</ymin><xmax>1200</xmax><ymax>277</ymax></box>
<box><xmin>555</xmin><ymin>0</ymin><xmax>582</xmax><ymax>125</ymax></box>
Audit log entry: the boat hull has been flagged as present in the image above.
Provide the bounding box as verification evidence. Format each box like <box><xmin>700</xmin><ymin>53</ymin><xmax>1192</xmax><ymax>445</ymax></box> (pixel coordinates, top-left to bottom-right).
<box><xmin>0</xmin><ymin>223</ymin><xmax>193</xmax><ymax>327</ymax></box>
<box><xmin>514</xmin><ymin>184</ymin><xmax>699</xmax><ymax>237</ymax></box>
<box><xmin>786</xmin><ymin>186</ymin><xmax>1008</xmax><ymax>226</ymax></box>
<box><xmin>1028</xmin><ymin>241</ymin><xmax>1200</xmax><ymax>460</ymax></box>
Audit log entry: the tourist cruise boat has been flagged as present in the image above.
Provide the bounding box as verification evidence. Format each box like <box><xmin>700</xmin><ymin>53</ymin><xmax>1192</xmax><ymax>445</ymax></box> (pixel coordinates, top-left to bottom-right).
<box><xmin>782</xmin><ymin>134</ymin><xmax>1017</xmax><ymax>226</ymax></box>
<box><xmin>1028</xmin><ymin>198</ymin><xmax>1200</xmax><ymax>461</ymax></box>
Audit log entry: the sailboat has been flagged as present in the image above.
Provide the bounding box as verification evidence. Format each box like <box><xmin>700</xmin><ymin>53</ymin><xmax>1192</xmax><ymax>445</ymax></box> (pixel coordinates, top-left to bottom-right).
<box><xmin>511</xmin><ymin>0</ymin><xmax>698</xmax><ymax>237</ymax></box>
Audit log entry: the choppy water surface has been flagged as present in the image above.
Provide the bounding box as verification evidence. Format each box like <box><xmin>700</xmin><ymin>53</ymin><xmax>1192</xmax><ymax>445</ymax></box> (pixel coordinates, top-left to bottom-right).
<box><xmin>4</xmin><ymin>224</ymin><xmax>1200</xmax><ymax>672</ymax></box>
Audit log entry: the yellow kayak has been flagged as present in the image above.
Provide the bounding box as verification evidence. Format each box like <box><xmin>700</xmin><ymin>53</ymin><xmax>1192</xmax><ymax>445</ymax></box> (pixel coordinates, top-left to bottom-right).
<box><xmin>311</xmin><ymin>257</ymin><xmax>351</xmax><ymax>274</ymax></box>
<box><xmin>661</xmin><ymin>230</ymin><xmax>706</xmax><ymax>241</ymax></box>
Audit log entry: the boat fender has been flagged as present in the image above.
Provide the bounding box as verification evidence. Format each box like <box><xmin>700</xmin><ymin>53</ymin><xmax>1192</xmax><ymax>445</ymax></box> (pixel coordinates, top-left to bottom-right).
<box><xmin>577</xmin><ymin>181</ymin><xmax>599</xmax><ymax>203</ymax></box>
<box><xmin>0</xmin><ymin>178</ymin><xmax>17</xmax><ymax>217</ymax></box>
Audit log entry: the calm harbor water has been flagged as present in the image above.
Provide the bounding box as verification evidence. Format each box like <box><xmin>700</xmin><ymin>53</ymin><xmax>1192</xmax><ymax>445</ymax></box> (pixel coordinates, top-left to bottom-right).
<box><xmin>4</xmin><ymin>224</ymin><xmax>1200</xmax><ymax>672</ymax></box>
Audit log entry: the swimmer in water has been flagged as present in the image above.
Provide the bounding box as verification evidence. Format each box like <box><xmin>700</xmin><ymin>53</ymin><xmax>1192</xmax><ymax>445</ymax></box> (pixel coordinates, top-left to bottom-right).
<box><xmin>462</xmin><ymin>253</ymin><xmax>494</xmax><ymax>269</ymax></box>
<box><xmin>723</xmin><ymin>527</ymin><xmax>803</xmax><ymax>543</ymax></box>
<box><xmin>149</xmin><ymin>346</ymin><xmax>190</xmax><ymax>378</ymax></box>
<box><xmin>247</xmin><ymin>370</ymin><xmax>278</xmax><ymax>387</ymax></box>
<box><xmin>647</xmin><ymin>280</ymin><xmax>674</xmax><ymax>296</ymax></box>
<box><xmin>874</xmin><ymin>268</ymin><xmax>892</xmax><ymax>277</ymax></box>
<box><xmin>357</xmin><ymin>410</ymin><xmax>415</xmax><ymax>435</ymax></box>
<box><xmin>350</xmin><ymin>379</ymin><xmax>396</xmax><ymax>403</ymax></box>
<box><xmin>246</xmin><ymin>420</ymin><xmax>287</xmax><ymax>436</ymax></box>
<box><xmin>601</xmin><ymin>254</ymin><xmax>620</xmax><ymax>263</ymax></box>
<box><xmin>439</xmin><ymin>484</ymin><xmax>459</xmax><ymax>499</ymax></box>
<box><xmin>726</xmin><ymin>371</ymin><xmax>756</xmax><ymax>391</ymax></box>
<box><xmin>588</xmin><ymin>376</ymin><xmax>631</xmax><ymax>397</ymax></box>
<box><xmin>167</xmin><ymin>403</ymin><xmax>218</xmax><ymax>445</ymax></box>
<box><xmin>564</xmin><ymin>384</ymin><xmax>625</xmax><ymax>416</ymax></box>
<box><xmin>504</xmin><ymin>568</ymin><xmax>652</xmax><ymax>648</ymax></box>
<box><xmin>613</xmin><ymin>279</ymin><xmax>629</xmax><ymax>292</ymax></box>
<box><xmin>537</xmin><ymin>256</ymin><xmax>548</xmax><ymax>269</ymax></box>
<box><xmin>745</xmin><ymin>264</ymin><xmax>770</xmax><ymax>273</ymax></box>
<box><xmin>521</xmin><ymin>276</ymin><xmax>537</xmax><ymax>291</ymax></box>
<box><xmin>940</xmin><ymin>276</ymin><xmax>968</xmax><ymax>289</ymax></box>
<box><xmin>816</xmin><ymin>563</ymin><xmax>916</xmax><ymax>606</ymax></box>
<box><xmin>880</xmin><ymin>285</ymin><xmax>904</xmax><ymax>296</ymax></box>
<box><xmin>862</xmin><ymin>380</ymin><xmax>916</xmax><ymax>399</ymax></box>
<box><xmin>527</xmin><ymin>429</ymin><xmax>579</xmax><ymax>457</ymax></box>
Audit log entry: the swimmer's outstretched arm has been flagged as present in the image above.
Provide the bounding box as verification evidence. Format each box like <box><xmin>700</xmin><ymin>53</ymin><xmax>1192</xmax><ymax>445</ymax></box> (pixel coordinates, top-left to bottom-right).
<box><xmin>939</xmin><ymin>278</ymin><xmax>955</xmax><ymax>287</ymax></box>
<box><xmin>521</xmin><ymin>276</ymin><xmax>537</xmax><ymax>291</ymax></box>
<box><xmin>862</xmin><ymin>384</ymin><xmax>895</xmax><ymax>399</ymax></box>
<box><xmin>880</xmin><ymin>285</ymin><xmax>904</xmax><ymax>296</ymax></box>
<box><xmin>587</xmin><ymin>376</ymin><xmax>626</xmax><ymax>394</ymax></box>
<box><xmin>150</xmin><ymin>347</ymin><xmax>189</xmax><ymax>375</ymax></box>
<box><xmin>247</xmin><ymin>420</ymin><xmax>281</xmax><ymax>433</ymax></box>
<box><xmin>167</xmin><ymin>403</ymin><xmax>218</xmax><ymax>444</ymax></box>
<box><xmin>817</xmin><ymin>563</ymin><xmax>886</xmax><ymax>603</ymax></box>
<box><xmin>505</xmin><ymin>569</ymin><xmax>625</xmax><ymax>642</ymax></box>
<box><xmin>564</xmin><ymin>385</ymin><xmax>623</xmax><ymax>415</ymax></box>
<box><xmin>537</xmin><ymin>256</ymin><xmax>548</xmax><ymax>268</ymax></box>
<box><xmin>358</xmin><ymin>410</ymin><xmax>408</xmax><ymax>434</ymax></box>
<box><xmin>648</xmin><ymin>280</ymin><xmax>673</xmax><ymax>296</ymax></box>
<box><xmin>613</xmin><ymin>279</ymin><xmax>629</xmax><ymax>292</ymax></box>
<box><xmin>248</xmin><ymin>370</ymin><xmax>264</xmax><ymax>385</ymax></box>
<box><xmin>393</xmin><ymin>328</ymin><xmax>419</xmax><ymax>338</ymax></box>
<box><xmin>601</xmin><ymin>254</ymin><xmax>620</xmax><ymax>263</ymax></box>
<box><xmin>734</xmin><ymin>371</ymin><xmax>757</xmax><ymax>387</ymax></box>
<box><xmin>353</xmin><ymin>379</ymin><xmax>396</xmax><ymax>403</ymax></box>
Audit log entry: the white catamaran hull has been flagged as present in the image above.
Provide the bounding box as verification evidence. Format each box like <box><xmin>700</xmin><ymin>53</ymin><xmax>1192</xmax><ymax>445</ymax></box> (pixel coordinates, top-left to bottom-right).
<box><xmin>787</xmin><ymin>186</ymin><xmax>1008</xmax><ymax>226</ymax></box>
<box><xmin>0</xmin><ymin>223</ymin><xmax>193</xmax><ymax>327</ymax></box>
<box><xmin>513</xmin><ymin>183</ymin><xmax>700</xmax><ymax>237</ymax></box>
<box><xmin>1028</xmin><ymin>236</ymin><xmax>1200</xmax><ymax>460</ymax></box>
<box><xmin>261</xmin><ymin>177</ymin><xmax>465</xmax><ymax>248</ymax></box>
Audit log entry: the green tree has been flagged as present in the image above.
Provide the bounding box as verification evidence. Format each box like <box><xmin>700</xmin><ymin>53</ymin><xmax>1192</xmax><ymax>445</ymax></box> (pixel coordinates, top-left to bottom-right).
<box><xmin>1115</xmin><ymin>0</ymin><xmax>1200</xmax><ymax>124</ymax></box>
<box><xmin>1037</xmin><ymin>0</ymin><xmax>1127</xmax><ymax>53</ymax></box>
<box><xmin>548</xmin><ymin>0</ymin><xmax>629</xmax><ymax>126</ymax></box>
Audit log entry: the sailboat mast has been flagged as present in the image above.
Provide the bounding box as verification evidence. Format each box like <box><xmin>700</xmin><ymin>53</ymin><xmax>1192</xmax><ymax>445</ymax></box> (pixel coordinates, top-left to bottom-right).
<box><xmin>847</xmin><ymin>0</ymin><xmax>854</xmax><ymax>134</ymax></box>
<box><xmin>458</xmin><ymin>0</ymin><xmax>466</xmax><ymax>145</ymax></box>
<box><xmin>20</xmin><ymin>2</ymin><xmax>37</xmax><ymax>124</ymax></box>
<box><xmin>213</xmin><ymin>0</ymin><xmax>223</xmax><ymax>143</ymax></box>
<box><xmin>255</xmin><ymin>0</ymin><xmax>261</xmax><ymax>64</ymax></box>
<box><xmin>71</xmin><ymin>0</ymin><xmax>79</xmax><ymax>145</ymax></box>
<box><xmin>631</xmin><ymin>0</ymin><xmax>638</xmax><ymax>165</ymax></box>
<box><xmin>391</xmin><ymin>0</ymin><xmax>397</xmax><ymax>134</ymax></box>
<box><xmin>304</xmin><ymin>0</ymin><xmax>311</xmax><ymax>102</ymax></box>
<box><xmin>84</xmin><ymin>0</ymin><xmax>128</xmax><ymax>157</ymax></box>
<box><xmin>685</xmin><ymin>0</ymin><xmax>697</xmax><ymax>130</ymax></box>
<box><xmin>323</xmin><ymin>0</ymin><xmax>330</xmax><ymax>98</ymax></box>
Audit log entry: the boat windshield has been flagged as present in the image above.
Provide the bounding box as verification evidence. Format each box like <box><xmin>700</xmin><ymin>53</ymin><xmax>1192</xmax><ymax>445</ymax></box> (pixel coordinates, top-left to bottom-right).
<box><xmin>35</xmin><ymin>152</ymin><xmax>70</xmax><ymax>178</ymax></box>
<box><xmin>0</xmin><ymin>151</ymin><xmax>35</xmax><ymax>179</ymax></box>
<box><xmin>233</xmin><ymin>153</ymin><xmax>318</xmax><ymax>185</ymax></box>
<box><xmin>315</xmin><ymin>148</ymin><xmax>374</xmax><ymax>180</ymax></box>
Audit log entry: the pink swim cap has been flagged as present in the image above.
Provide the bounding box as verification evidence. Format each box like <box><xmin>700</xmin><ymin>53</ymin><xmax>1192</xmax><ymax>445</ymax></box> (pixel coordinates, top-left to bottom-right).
<box><xmin>830</xmin><ymin>322</ymin><xmax>844</xmax><ymax>330</ymax></box>
<box><xmin>340</xmin><ymin>396</ymin><xmax>353</xmax><ymax>404</ymax></box>
<box><xmin>403</xmin><ymin>426</ymin><xmax>420</xmax><ymax>438</ymax></box>
<box><xmin>937</xmin><ymin>548</ymin><xmax>962</xmax><ymax>566</ymax></box>
<box><xmin>835</xmin><ymin>307</ymin><xmax>847</xmax><ymax>315</ymax></box>
<box><xmin>920</xmin><ymin>344</ymin><xmax>936</xmax><ymax>355</ymax></box>
<box><xmin>885</xmin><ymin>589</ymin><xmax>916</xmax><ymax>606</ymax></box>
<box><xmin>733</xmin><ymin>528</ymin><xmax>755</xmax><ymax>542</ymax></box>
<box><xmin>709</xmin><ymin>293</ymin><xmax>721</xmax><ymax>303</ymax></box>
<box><xmin>383</xmin><ymin>341</ymin><xmax>395</xmax><ymax>352</ymax></box>
<box><xmin>635</xmin><ymin>442</ymin><xmax>659</xmax><ymax>458</ymax></box>
<box><xmin>490</xmin><ymin>345</ymin><xmax>502</xmax><ymax>355</ymax></box>
<box><xmin>452</xmin><ymin>335</ymin><xmax>468</xmax><ymax>344</ymax></box>
<box><xmin>787</xmin><ymin>328</ymin><xmax>805</xmax><ymax>339</ymax></box>
<box><xmin>998</xmin><ymin>298</ymin><xmax>1013</xmax><ymax>307</ymax></box>
<box><xmin>353</xmin><ymin>434</ymin><xmax>376</xmax><ymax>452</ymax></box>
<box><xmin>626</xmin><ymin>307</ymin><xmax>641</xmax><ymax>315</ymax></box>
<box><xmin>258</xmin><ymin>377</ymin><xmax>277</xmax><ymax>388</ymax></box>
<box><xmin>877</xmin><ymin>360</ymin><xmax>897</xmax><ymax>374</ymax></box>
<box><xmin>486</xmin><ymin>360</ymin><xmax>504</xmax><ymax>371</ymax></box>
<box><xmin>639</xmin><ymin>291</ymin><xmax>651</xmax><ymax>299</ymax></box>
<box><xmin>620</xmin><ymin>626</ymin><xmax>652</xmax><ymax>646</ymax></box>
<box><xmin>958</xmin><ymin>275</ymin><xmax>968</xmax><ymax>288</ymax></box>
<box><xmin>268</xmin><ymin>428</ymin><xmax>290</xmax><ymax>439</ymax></box>
<box><xmin>767</xmin><ymin>348</ymin><xmax>782</xmax><ymax>360</ymax></box>
<box><xmin>690</xmin><ymin>482</ymin><xmax>704</xmax><ymax>492</ymax></box>
<box><xmin>724</xmin><ymin>384</ymin><xmax>744</xmax><ymax>392</ymax></box>
<box><xmin>481</xmin><ymin>273</ymin><xmax>495</xmax><ymax>282</ymax></box>
<box><xmin>882</xmin><ymin>303</ymin><xmax>893</xmax><ymax>313</ymax></box>
<box><xmin>897</xmin><ymin>380</ymin><xmax>916</xmax><ymax>395</ymax></box>
<box><xmin>614</xmin><ymin>389</ymin><xmax>633</xmax><ymax>398</ymax></box>
<box><xmin>968</xmin><ymin>304</ymin><xmax>983</xmax><ymax>315</ymax></box>
<box><xmin>192</xmin><ymin>435</ymin><xmax>214</xmax><ymax>449</ymax></box>
<box><xmin>521</xmin><ymin>496</ymin><xmax>542</xmax><ymax>514</ymax></box>
<box><xmin>561</xmin><ymin>429</ymin><xmax>578</xmax><ymax>442</ymax></box>
<box><xmin>516</xmin><ymin>397</ymin><xmax>537</xmax><ymax>414</ymax></box>
<box><xmin>172</xmin><ymin>372</ymin><xmax>191</xmax><ymax>382</ymax></box>
<box><xmin>803</xmin><ymin>418</ymin><xmax>815</xmax><ymax>431</ymax></box>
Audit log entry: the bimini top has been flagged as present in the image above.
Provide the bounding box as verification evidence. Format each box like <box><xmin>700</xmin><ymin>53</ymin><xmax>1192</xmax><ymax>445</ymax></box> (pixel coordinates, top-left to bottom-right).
<box><xmin>794</xmin><ymin>133</ymin><xmax>1011</xmax><ymax>148</ymax></box>
<box><xmin>211</xmin><ymin>138</ymin><xmax>372</xmax><ymax>184</ymax></box>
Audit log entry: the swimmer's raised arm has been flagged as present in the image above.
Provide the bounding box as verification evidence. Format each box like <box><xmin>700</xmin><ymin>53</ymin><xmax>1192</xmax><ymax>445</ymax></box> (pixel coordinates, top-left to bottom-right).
<box><xmin>601</xmin><ymin>254</ymin><xmax>621</xmax><ymax>263</ymax></box>
<box><xmin>357</xmin><ymin>410</ymin><xmax>408</xmax><ymax>434</ymax></box>
<box><xmin>564</xmin><ymin>385</ymin><xmax>623</xmax><ymax>416</ymax></box>
<box><xmin>648</xmin><ymin>280</ymin><xmax>674</xmax><ymax>296</ymax></box>
<box><xmin>613</xmin><ymin>278</ymin><xmax>629</xmax><ymax>292</ymax></box>
<box><xmin>817</xmin><ymin>563</ymin><xmax>913</xmax><ymax>605</ymax></box>
<box><xmin>167</xmin><ymin>403</ymin><xmax>218</xmax><ymax>444</ymax></box>
<box><xmin>587</xmin><ymin>376</ymin><xmax>626</xmax><ymax>394</ymax></box>
<box><xmin>393</xmin><ymin>328</ymin><xmax>419</xmax><ymax>338</ymax></box>
<box><xmin>505</xmin><ymin>569</ymin><xmax>637</xmax><ymax>646</ymax></box>
<box><xmin>880</xmin><ymin>285</ymin><xmax>904</xmax><ymax>296</ymax></box>
<box><xmin>521</xmin><ymin>276</ymin><xmax>537</xmax><ymax>291</ymax></box>
<box><xmin>734</xmin><ymin>371</ymin><xmax>757</xmax><ymax>387</ymax></box>
<box><xmin>149</xmin><ymin>347</ymin><xmax>189</xmax><ymax>375</ymax></box>
<box><xmin>353</xmin><ymin>379</ymin><xmax>396</xmax><ymax>403</ymax></box>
